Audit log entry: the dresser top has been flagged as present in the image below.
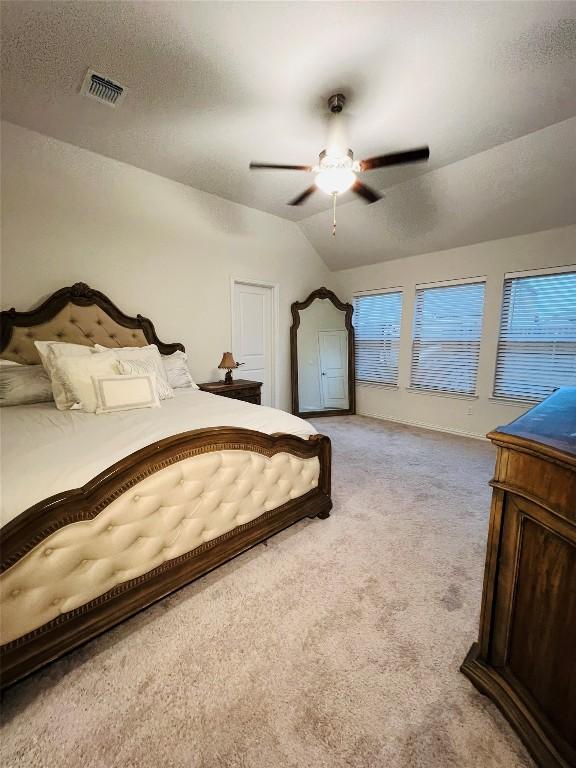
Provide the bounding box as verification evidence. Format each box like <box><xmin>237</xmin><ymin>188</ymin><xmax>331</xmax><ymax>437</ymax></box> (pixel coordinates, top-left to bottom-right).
<box><xmin>490</xmin><ymin>387</ymin><xmax>576</xmax><ymax>459</ymax></box>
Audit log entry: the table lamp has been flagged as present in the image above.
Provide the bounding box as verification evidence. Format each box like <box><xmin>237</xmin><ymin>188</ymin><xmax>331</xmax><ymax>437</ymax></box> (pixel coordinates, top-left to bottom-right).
<box><xmin>218</xmin><ymin>352</ymin><xmax>243</xmax><ymax>384</ymax></box>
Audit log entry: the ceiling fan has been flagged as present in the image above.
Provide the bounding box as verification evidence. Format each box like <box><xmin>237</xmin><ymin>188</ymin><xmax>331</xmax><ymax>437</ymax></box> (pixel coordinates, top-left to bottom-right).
<box><xmin>249</xmin><ymin>93</ymin><xmax>430</xmax><ymax>234</ymax></box>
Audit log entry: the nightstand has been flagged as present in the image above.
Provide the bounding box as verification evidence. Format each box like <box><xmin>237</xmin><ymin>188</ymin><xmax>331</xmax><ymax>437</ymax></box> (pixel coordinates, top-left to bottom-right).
<box><xmin>198</xmin><ymin>379</ymin><xmax>262</xmax><ymax>405</ymax></box>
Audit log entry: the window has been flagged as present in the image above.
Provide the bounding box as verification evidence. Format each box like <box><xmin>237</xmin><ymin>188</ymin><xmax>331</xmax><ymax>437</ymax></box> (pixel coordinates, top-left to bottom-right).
<box><xmin>494</xmin><ymin>270</ymin><xmax>576</xmax><ymax>402</ymax></box>
<box><xmin>410</xmin><ymin>281</ymin><xmax>485</xmax><ymax>395</ymax></box>
<box><xmin>353</xmin><ymin>291</ymin><xmax>403</xmax><ymax>385</ymax></box>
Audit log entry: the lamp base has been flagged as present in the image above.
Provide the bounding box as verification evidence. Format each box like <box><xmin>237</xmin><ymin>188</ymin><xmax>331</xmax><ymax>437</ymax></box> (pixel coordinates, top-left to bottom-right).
<box><xmin>224</xmin><ymin>369</ymin><xmax>233</xmax><ymax>384</ymax></box>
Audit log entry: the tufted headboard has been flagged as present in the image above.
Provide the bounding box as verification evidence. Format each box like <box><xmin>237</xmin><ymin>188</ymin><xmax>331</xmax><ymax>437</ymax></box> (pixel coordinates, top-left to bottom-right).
<box><xmin>0</xmin><ymin>283</ymin><xmax>185</xmax><ymax>365</ymax></box>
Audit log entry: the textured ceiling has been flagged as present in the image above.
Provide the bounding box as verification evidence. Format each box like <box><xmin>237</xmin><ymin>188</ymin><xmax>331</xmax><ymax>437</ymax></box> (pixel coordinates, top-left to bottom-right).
<box><xmin>301</xmin><ymin>117</ymin><xmax>576</xmax><ymax>269</ymax></box>
<box><xmin>1</xmin><ymin>1</ymin><xmax>576</xmax><ymax>268</ymax></box>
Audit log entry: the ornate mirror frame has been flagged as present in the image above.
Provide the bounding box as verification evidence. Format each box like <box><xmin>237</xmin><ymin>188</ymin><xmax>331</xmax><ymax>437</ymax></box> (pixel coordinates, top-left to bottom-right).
<box><xmin>290</xmin><ymin>287</ymin><xmax>356</xmax><ymax>418</ymax></box>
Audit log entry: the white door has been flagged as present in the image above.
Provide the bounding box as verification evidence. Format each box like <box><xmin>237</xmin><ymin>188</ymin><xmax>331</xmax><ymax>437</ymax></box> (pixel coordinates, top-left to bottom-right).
<box><xmin>232</xmin><ymin>282</ymin><xmax>275</xmax><ymax>407</ymax></box>
<box><xmin>318</xmin><ymin>330</ymin><xmax>348</xmax><ymax>410</ymax></box>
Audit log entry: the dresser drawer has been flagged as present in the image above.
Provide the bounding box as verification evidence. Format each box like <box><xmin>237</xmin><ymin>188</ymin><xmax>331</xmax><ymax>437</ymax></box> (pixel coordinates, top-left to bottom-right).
<box><xmin>218</xmin><ymin>389</ymin><xmax>260</xmax><ymax>405</ymax></box>
<box><xmin>198</xmin><ymin>380</ymin><xmax>262</xmax><ymax>405</ymax></box>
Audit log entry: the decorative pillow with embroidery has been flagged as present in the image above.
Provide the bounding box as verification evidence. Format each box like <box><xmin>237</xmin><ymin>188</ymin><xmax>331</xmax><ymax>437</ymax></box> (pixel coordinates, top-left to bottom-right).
<box><xmin>117</xmin><ymin>358</ymin><xmax>174</xmax><ymax>400</ymax></box>
<box><xmin>34</xmin><ymin>341</ymin><xmax>96</xmax><ymax>410</ymax></box>
<box><xmin>95</xmin><ymin>344</ymin><xmax>174</xmax><ymax>399</ymax></box>
<box><xmin>53</xmin><ymin>351</ymin><xmax>120</xmax><ymax>412</ymax></box>
<box><xmin>92</xmin><ymin>374</ymin><xmax>160</xmax><ymax>414</ymax></box>
<box><xmin>161</xmin><ymin>350</ymin><xmax>199</xmax><ymax>390</ymax></box>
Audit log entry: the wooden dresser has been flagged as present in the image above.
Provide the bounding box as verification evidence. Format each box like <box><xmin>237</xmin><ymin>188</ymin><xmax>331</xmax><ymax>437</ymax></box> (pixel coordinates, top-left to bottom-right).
<box><xmin>462</xmin><ymin>387</ymin><xmax>576</xmax><ymax>768</ymax></box>
<box><xmin>198</xmin><ymin>379</ymin><xmax>262</xmax><ymax>405</ymax></box>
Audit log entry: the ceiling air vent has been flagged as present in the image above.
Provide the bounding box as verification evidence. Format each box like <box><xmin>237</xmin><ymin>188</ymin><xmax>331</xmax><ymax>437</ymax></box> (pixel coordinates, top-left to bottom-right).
<box><xmin>80</xmin><ymin>69</ymin><xmax>127</xmax><ymax>108</ymax></box>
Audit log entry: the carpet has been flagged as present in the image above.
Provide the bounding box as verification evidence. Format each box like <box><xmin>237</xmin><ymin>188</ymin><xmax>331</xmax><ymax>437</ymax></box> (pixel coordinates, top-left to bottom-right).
<box><xmin>0</xmin><ymin>415</ymin><xmax>535</xmax><ymax>767</ymax></box>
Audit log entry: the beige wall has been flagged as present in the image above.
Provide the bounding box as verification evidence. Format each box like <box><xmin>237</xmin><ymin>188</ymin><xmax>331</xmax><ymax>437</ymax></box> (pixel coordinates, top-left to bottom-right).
<box><xmin>3</xmin><ymin>120</ymin><xmax>574</xmax><ymax>435</ymax></box>
<box><xmin>0</xmin><ymin>121</ymin><xmax>335</xmax><ymax>411</ymax></box>
<box><xmin>337</xmin><ymin>225</ymin><xmax>576</xmax><ymax>437</ymax></box>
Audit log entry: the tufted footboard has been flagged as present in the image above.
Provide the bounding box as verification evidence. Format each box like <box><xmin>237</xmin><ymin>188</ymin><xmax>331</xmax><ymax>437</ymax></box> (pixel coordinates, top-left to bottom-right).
<box><xmin>0</xmin><ymin>427</ymin><xmax>331</xmax><ymax>687</ymax></box>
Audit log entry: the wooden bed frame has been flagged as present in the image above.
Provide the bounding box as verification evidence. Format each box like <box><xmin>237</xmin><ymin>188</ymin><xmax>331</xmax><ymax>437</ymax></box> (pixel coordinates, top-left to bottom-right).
<box><xmin>0</xmin><ymin>283</ymin><xmax>332</xmax><ymax>688</ymax></box>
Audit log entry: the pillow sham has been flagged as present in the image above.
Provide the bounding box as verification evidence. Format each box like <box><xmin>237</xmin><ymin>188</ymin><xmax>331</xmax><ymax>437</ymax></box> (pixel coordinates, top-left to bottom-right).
<box><xmin>94</xmin><ymin>343</ymin><xmax>159</xmax><ymax>360</ymax></box>
<box><xmin>34</xmin><ymin>341</ymin><xmax>96</xmax><ymax>410</ymax></box>
<box><xmin>161</xmin><ymin>350</ymin><xmax>199</xmax><ymax>390</ymax></box>
<box><xmin>0</xmin><ymin>365</ymin><xmax>54</xmax><ymax>407</ymax></box>
<box><xmin>92</xmin><ymin>374</ymin><xmax>160</xmax><ymax>414</ymax></box>
<box><xmin>117</xmin><ymin>358</ymin><xmax>174</xmax><ymax>400</ymax></box>
<box><xmin>54</xmin><ymin>351</ymin><xmax>120</xmax><ymax>412</ymax></box>
<box><xmin>95</xmin><ymin>343</ymin><xmax>174</xmax><ymax>399</ymax></box>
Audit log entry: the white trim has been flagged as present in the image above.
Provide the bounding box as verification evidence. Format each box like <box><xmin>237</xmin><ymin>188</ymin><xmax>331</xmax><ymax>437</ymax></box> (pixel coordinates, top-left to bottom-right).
<box><xmin>415</xmin><ymin>275</ymin><xmax>486</xmax><ymax>289</ymax></box>
<box><xmin>357</xmin><ymin>409</ymin><xmax>488</xmax><ymax>441</ymax></box>
<box><xmin>406</xmin><ymin>387</ymin><xmax>478</xmax><ymax>401</ymax></box>
<box><xmin>353</xmin><ymin>285</ymin><xmax>403</xmax><ymax>297</ymax></box>
<box><xmin>356</xmin><ymin>382</ymin><xmax>400</xmax><ymax>391</ymax></box>
<box><xmin>230</xmin><ymin>277</ymin><xmax>280</xmax><ymax>409</ymax></box>
<box><xmin>504</xmin><ymin>264</ymin><xmax>576</xmax><ymax>280</ymax></box>
<box><xmin>316</xmin><ymin>330</ymin><xmax>325</xmax><ymax>410</ymax></box>
<box><xmin>489</xmin><ymin>396</ymin><xmax>539</xmax><ymax>408</ymax></box>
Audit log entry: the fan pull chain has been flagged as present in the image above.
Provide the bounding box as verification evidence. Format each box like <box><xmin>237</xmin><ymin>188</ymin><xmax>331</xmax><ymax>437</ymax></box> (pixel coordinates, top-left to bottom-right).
<box><xmin>332</xmin><ymin>193</ymin><xmax>337</xmax><ymax>237</ymax></box>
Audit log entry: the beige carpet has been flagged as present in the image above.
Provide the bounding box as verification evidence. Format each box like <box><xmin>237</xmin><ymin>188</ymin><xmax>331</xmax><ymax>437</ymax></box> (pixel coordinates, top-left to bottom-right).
<box><xmin>1</xmin><ymin>415</ymin><xmax>535</xmax><ymax>768</ymax></box>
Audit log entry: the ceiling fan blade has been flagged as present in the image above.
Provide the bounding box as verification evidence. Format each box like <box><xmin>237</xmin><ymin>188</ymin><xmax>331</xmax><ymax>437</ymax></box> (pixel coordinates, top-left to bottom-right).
<box><xmin>359</xmin><ymin>146</ymin><xmax>430</xmax><ymax>172</ymax></box>
<box><xmin>288</xmin><ymin>185</ymin><xmax>317</xmax><ymax>206</ymax></box>
<box><xmin>249</xmin><ymin>162</ymin><xmax>313</xmax><ymax>171</ymax></box>
<box><xmin>352</xmin><ymin>180</ymin><xmax>382</xmax><ymax>204</ymax></box>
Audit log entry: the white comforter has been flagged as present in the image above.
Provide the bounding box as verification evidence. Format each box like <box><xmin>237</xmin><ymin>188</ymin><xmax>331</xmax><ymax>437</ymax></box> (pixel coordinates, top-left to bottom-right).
<box><xmin>0</xmin><ymin>390</ymin><xmax>316</xmax><ymax>527</ymax></box>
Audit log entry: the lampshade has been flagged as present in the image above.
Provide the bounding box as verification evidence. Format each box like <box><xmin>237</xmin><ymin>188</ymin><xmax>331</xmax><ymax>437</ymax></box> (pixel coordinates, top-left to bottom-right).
<box><xmin>218</xmin><ymin>352</ymin><xmax>236</xmax><ymax>370</ymax></box>
<box><xmin>315</xmin><ymin>168</ymin><xmax>356</xmax><ymax>195</ymax></box>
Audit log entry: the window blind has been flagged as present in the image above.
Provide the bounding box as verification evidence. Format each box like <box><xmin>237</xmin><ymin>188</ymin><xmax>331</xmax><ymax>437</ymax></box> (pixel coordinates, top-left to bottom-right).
<box><xmin>410</xmin><ymin>282</ymin><xmax>485</xmax><ymax>395</ymax></box>
<box><xmin>353</xmin><ymin>292</ymin><xmax>403</xmax><ymax>385</ymax></box>
<box><xmin>494</xmin><ymin>270</ymin><xmax>576</xmax><ymax>402</ymax></box>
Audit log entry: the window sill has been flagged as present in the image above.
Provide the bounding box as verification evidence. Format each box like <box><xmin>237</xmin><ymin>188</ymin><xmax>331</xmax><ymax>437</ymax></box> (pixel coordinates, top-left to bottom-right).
<box><xmin>406</xmin><ymin>387</ymin><xmax>478</xmax><ymax>401</ymax></box>
<box><xmin>356</xmin><ymin>382</ymin><xmax>399</xmax><ymax>391</ymax></box>
<box><xmin>489</xmin><ymin>396</ymin><xmax>539</xmax><ymax>408</ymax></box>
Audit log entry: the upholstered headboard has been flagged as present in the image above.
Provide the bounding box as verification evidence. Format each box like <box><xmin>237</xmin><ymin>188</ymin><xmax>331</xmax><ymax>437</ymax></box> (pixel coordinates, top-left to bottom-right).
<box><xmin>0</xmin><ymin>283</ymin><xmax>184</xmax><ymax>365</ymax></box>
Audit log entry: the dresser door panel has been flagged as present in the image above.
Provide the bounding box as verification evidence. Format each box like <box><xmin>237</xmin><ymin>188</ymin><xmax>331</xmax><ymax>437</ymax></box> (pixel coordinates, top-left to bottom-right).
<box><xmin>491</xmin><ymin>493</ymin><xmax>576</xmax><ymax>754</ymax></box>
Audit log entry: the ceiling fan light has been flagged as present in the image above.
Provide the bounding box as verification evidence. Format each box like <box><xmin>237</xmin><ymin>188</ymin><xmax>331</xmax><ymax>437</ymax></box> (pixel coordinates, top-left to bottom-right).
<box><xmin>315</xmin><ymin>168</ymin><xmax>356</xmax><ymax>195</ymax></box>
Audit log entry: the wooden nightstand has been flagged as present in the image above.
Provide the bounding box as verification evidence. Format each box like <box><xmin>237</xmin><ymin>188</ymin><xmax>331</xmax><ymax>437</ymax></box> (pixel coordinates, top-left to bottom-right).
<box><xmin>198</xmin><ymin>379</ymin><xmax>262</xmax><ymax>405</ymax></box>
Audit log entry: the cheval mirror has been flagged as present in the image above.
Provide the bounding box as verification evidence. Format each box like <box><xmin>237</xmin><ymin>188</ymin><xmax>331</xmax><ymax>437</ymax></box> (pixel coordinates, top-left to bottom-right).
<box><xmin>290</xmin><ymin>287</ymin><xmax>355</xmax><ymax>418</ymax></box>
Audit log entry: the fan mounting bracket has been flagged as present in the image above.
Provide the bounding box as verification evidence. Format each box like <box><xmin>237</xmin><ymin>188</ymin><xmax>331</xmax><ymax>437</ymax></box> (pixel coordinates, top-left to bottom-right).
<box><xmin>328</xmin><ymin>93</ymin><xmax>346</xmax><ymax>113</ymax></box>
<box><xmin>318</xmin><ymin>148</ymin><xmax>354</xmax><ymax>170</ymax></box>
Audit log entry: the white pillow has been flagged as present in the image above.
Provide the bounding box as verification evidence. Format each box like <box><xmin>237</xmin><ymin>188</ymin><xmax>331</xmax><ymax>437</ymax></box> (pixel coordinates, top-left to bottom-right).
<box><xmin>0</xmin><ymin>359</ymin><xmax>24</xmax><ymax>367</ymax></box>
<box><xmin>92</xmin><ymin>374</ymin><xmax>160</xmax><ymax>414</ymax></box>
<box><xmin>94</xmin><ymin>343</ymin><xmax>159</xmax><ymax>359</ymax></box>
<box><xmin>95</xmin><ymin>344</ymin><xmax>173</xmax><ymax>398</ymax></box>
<box><xmin>34</xmin><ymin>341</ymin><xmax>96</xmax><ymax>410</ymax></box>
<box><xmin>161</xmin><ymin>350</ymin><xmax>199</xmax><ymax>390</ymax></box>
<box><xmin>0</xmin><ymin>365</ymin><xmax>54</xmax><ymax>407</ymax></box>
<box><xmin>117</xmin><ymin>358</ymin><xmax>174</xmax><ymax>400</ymax></box>
<box><xmin>54</xmin><ymin>351</ymin><xmax>120</xmax><ymax>412</ymax></box>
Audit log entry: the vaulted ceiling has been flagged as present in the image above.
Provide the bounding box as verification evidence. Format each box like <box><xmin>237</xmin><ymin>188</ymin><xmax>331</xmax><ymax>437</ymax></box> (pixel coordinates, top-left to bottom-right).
<box><xmin>2</xmin><ymin>1</ymin><xmax>575</xmax><ymax>269</ymax></box>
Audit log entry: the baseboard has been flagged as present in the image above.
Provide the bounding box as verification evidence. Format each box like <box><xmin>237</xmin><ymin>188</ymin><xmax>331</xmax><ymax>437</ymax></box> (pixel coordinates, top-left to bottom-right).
<box><xmin>357</xmin><ymin>409</ymin><xmax>488</xmax><ymax>441</ymax></box>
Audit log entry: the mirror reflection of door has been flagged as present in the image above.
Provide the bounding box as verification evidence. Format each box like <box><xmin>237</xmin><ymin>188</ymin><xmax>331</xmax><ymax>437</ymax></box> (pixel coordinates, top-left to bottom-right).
<box><xmin>318</xmin><ymin>330</ymin><xmax>348</xmax><ymax>409</ymax></box>
<box><xmin>297</xmin><ymin>298</ymin><xmax>349</xmax><ymax>413</ymax></box>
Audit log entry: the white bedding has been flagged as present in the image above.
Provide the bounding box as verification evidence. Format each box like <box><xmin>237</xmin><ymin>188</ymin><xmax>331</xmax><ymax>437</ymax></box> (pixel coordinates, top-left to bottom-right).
<box><xmin>0</xmin><ymin>390</ymin><xmax>316</xmax><ymax>527</ymax></box>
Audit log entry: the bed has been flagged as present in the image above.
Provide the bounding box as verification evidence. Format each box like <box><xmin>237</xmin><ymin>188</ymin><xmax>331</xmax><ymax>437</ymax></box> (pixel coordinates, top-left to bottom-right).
<box><xmin>0</xmin><ymin>283</ymin><xmax>331</xmax><ymax>687</ymax></box>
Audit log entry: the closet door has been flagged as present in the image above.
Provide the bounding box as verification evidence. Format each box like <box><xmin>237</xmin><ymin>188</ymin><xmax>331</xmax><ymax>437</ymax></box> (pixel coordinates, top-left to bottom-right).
<box><xmin>232</xmin><ymin>282</ymin><xmax>274</xmax><ymax>407</ymax></box>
